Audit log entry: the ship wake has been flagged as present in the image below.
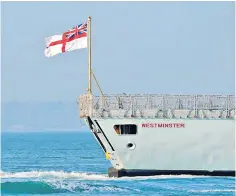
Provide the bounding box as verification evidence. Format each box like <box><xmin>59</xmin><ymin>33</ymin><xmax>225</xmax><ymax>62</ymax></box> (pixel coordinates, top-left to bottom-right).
<box><xmin>1</xmin><ymin>171</ymin><xmax>234</xmax><ymax>195</ymax></box>
<box><xmin>1</xmin><ymin>170</ymin><xmax>217</xmax><ymax>181</ymax></box>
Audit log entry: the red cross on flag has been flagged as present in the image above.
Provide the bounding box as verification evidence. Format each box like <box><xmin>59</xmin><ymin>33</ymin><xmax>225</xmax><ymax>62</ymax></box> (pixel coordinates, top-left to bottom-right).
<box><xmin>44</xmin><ymin>21</ymin><xmax>87</xmax><ymax>57</ymax></box>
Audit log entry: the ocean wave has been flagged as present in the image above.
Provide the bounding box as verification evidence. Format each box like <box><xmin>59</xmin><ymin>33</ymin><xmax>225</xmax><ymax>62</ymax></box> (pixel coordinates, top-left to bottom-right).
<box><xmin>1</xmin><ymin>180</ymin><xmax>134</xmax><ymax>194</ymax></box>
<box><xmin>1</xmin><ymin>181</ymin><xmax>66</xmax><ymax>194</ymax></box>
<box><xmin>189</xmin><ymin>189</ymin><xmax>236</xmax><ymax>193</ymax></box>
<box><xmin>1</xmin><ymin>170</ymin><xmax>215</xmax><ymax>181</ymax></box>
<box><xmin>1</xmin><ymin>171</ymin><xmax>107</xmax><ymax>180</ymax></box>
<box><xmin>1</xmin><ymin>170</ymin><xmax>216</xmax><ymax>181</ymax></box>
<box><xmin>1</xmin><ymin>171</ymin><xmax>233</xmax><ymax>194</ymax></box>
<box><xmin>2</xmin><ymin>178</ymin><xmax>233</xmax><ymax>195</ymax></box>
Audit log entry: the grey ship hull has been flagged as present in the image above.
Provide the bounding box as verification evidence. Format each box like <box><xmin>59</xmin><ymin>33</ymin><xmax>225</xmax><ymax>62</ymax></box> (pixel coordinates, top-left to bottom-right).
<box><xmin>79</xmin><ymin>94</ymin><xmax>235</xmax><ymax>177</ymax></box>
<box><xmin>86</xmin><ymin>117</ymin><xmax>235</xmax><ymax>177</ymax></box>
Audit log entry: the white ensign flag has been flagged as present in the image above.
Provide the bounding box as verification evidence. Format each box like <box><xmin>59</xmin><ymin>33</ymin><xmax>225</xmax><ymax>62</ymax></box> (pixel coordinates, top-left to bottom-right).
<box><xmin>44</xmin><ymin>21</ymin><xmax>87</xmax><ymax>57</ymax></box>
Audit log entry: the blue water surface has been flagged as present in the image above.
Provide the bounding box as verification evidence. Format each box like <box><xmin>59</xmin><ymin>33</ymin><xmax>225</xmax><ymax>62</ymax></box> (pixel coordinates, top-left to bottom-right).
<box><xmin>1</xmin><ymin>131</ymin><xmax>235</xmax><ymax>195</ymax></box>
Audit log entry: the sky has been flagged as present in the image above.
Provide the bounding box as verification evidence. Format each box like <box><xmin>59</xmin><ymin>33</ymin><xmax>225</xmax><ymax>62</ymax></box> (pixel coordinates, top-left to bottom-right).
<box><xmin>1</xmin><ymin>1</ymin><xmax>235</xmax><ymax>103</ymax></box>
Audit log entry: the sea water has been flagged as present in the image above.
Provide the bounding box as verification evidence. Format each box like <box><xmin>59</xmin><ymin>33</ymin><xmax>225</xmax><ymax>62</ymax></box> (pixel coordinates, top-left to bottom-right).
<box><xmin>1</xmin><ymin>131</ymin><xmax>235</xmax><ymax>195</ymax></box>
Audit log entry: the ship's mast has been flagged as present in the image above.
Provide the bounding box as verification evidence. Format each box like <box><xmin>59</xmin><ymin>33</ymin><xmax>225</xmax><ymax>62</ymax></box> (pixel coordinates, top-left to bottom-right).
<box><xmin>86</xmin><ymin>16</ymin><xmax>107</xmax><ymax>105</ymax></box>
<box><xmin>88</xmin><ymin>16</ymin><xmax>92</xmax><ymax>94</ymax></box>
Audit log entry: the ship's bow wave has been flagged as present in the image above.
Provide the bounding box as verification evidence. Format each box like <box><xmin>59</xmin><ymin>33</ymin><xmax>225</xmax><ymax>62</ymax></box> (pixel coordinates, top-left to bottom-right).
<box><xmin>1</xmin><ymin>180</ymin><xmax>136</xmax><ymax>194</ymax></box>
<box><xmin>1</xmin><ymin>171</ymin><xmax>234</xmax><ymax>195</ymax></box>
<box><xmin>1</xmin><ymin>171</ymin><xmax>107</xmax><ymax>180</ymax></box>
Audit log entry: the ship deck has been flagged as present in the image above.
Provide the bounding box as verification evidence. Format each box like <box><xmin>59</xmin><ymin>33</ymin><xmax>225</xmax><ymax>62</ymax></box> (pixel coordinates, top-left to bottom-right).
<box><xmin>78</xmin><ymin>94</ymin><xmax>235</xmax><ymax>119</ymax></box>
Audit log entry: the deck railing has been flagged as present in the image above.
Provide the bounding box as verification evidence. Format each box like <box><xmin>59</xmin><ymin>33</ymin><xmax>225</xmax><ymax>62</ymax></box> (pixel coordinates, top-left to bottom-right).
<box><xmin>78</xmin><ymin>94</ymin><xmax>235</xmax><ymax>119</ymax></box>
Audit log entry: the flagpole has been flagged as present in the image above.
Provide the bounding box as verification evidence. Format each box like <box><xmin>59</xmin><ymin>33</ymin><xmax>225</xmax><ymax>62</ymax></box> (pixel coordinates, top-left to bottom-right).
<box><xmin>88</xmin><ymin>16</ymin><xmax>92</xmax><ymax>94</ymax></box>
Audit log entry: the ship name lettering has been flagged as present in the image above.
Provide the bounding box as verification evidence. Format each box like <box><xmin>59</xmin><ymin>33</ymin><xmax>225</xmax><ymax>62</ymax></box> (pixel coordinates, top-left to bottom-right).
<box><xmin>142</xmin><ymin>123</ymin><xmax>185</xmax><ymax>128</ymax></box>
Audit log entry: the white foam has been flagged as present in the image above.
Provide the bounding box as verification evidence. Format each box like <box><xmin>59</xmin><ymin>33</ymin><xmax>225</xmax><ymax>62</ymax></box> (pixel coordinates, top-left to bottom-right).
<box><xmin>189</xmin><ymin>189</ymin><xmax>236</xmax><ymax>193</ymax></box>
<box><xmin>1</xmin><ymin>171</ymin><xmax>107</xmax><ymax>180</ymax></box>
<box><xmin>45</xmin><ymin>179</ymin><xmax>138</xmax><ymax>193</ymax></box>
<box><xmin>1</xmin><ymin>171</ymin><xmax>211</xmax><ymax>181</ymax></box>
